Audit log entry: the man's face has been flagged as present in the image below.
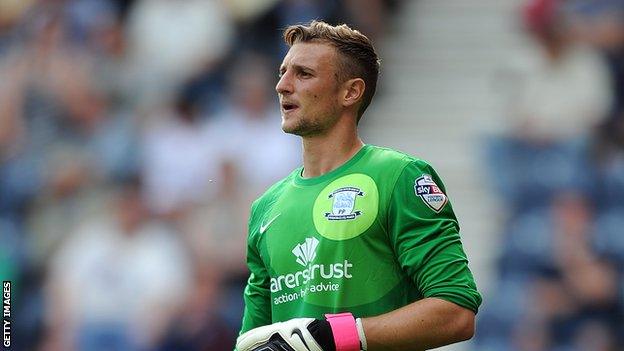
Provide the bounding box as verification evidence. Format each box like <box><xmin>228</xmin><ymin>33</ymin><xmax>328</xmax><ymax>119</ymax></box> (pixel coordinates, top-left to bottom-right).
<box><xmin>276</xmin><ymin>42</ymin><xmax>343</xmax><ymax>136</ymax></box>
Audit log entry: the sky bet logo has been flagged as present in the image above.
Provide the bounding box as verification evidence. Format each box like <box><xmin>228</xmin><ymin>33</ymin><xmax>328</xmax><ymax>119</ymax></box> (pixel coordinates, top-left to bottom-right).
<box><xmin>270</xmin><ymin>238</ymin><xmax>353</xmax><ymax>294</ymax></box>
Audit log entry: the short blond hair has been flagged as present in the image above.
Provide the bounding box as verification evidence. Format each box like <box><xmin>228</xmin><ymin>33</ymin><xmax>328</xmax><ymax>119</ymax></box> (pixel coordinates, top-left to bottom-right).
<box><xmin>283</xmin><ymin>21</ymin><xmax>380</xmax><ymax>122</ymax></box>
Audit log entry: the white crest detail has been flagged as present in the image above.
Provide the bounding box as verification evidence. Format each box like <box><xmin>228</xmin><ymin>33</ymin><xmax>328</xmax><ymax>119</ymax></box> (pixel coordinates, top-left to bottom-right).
<box><xmin>325</xmin><ymin>186</ymin><xmax>364</xmax><ymax>220</ymax></box>
<box><xmin>291</xmin><ymin>237</ymin><xmax>320</xmax><ymax>266</ymax></box>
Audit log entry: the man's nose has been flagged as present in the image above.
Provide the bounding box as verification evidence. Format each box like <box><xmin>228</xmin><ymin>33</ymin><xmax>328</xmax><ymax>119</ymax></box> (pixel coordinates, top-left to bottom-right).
<box><xmin>275</xmin><ymin>73</ymin><xmax>292</xmax><ymax>95</ymax></box>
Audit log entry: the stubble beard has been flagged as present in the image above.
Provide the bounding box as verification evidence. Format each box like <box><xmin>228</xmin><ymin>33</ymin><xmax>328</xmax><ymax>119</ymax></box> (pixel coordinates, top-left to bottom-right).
<box><xmin>282</xmin><ymin>104</ymin><xmax>340</xmax><ymax>137</ymax></box>
<box><xmin>282</xmin><ymin>117</ymin><xmax>325</xmax><ymax>137</ymax></box>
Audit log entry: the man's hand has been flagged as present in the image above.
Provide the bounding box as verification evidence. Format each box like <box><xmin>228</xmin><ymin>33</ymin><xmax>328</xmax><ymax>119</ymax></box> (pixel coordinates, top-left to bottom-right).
<box><xmin>236</xmin><ymin>313</ymin><xmax>365</xmax><ymax>351</ymax></box>
<box><xmin>236</xmin><ymin>318</ymin><xmax>323</xmax><ymax>351</ymax></box>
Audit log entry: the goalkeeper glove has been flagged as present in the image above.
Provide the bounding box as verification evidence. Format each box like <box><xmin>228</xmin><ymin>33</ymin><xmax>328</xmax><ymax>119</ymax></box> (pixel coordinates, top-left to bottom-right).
<box><xmin>236</xmin><ymin>313</ymin><xmax>367</xmax><ymax>351</ymax></box>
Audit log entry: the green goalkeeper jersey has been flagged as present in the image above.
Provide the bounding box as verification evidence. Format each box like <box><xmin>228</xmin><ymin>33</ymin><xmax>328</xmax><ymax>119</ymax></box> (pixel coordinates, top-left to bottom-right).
<box><xmin>240</xmin><ymin>145</ymin><xmax>481</xmax><ymax>333</ymax></box>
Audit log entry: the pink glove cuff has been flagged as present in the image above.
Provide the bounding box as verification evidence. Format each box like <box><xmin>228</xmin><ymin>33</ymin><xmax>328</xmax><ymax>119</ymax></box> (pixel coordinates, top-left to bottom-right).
<box><xmin>325</xmin><ymin>312</ymin><xmax>360</xmax><ymax>351</ymax></box>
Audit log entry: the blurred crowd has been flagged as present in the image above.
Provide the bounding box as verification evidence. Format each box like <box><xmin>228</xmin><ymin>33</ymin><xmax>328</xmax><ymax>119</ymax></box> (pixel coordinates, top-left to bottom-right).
<box><xmin>477</xmin><ymin>0</ymin><xmax>624</xmax><ymax>350</ymax></box>
<box><xmin>5</xmin><ymin>0</ymin><xmax>624</xmax><ymax>350</ymax></box>
<box><xmin>0</xmin><ymin>0</ymin><xmax>401</xmax><ymax>350</ymax></box>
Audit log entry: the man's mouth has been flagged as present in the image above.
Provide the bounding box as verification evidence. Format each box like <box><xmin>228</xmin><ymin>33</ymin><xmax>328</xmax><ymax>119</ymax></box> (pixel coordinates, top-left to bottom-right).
<box><xmin>281</xmin><ymin>102</ymin><xmax>299</xmax><ymax>112</ymax></box>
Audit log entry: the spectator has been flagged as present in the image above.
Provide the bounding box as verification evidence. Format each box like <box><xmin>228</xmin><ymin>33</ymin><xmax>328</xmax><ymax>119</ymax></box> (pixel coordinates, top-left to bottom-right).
<box><xmin>566</xmin><ymin>0</ymin><xmax>624</xmax><ymax>140</ymax></box>
<box><xmin>498</xmin><ymin>0</ymin><xmax>612</xmax><ymax>142</ymax></box>
<box><xmin>140</xmin><ymin>88</ymin><xmax>227</xmax><ymax>218</ymax></box>
<box><xmin>478</xmin><ymin>191</ymin><xmax>624</xmax><ymax>349</ymax></box>
<box><xmin>44</xmin><ymin>177</ymin><xmax>192</xmax><ymax>350</ymax></box>
<box><xmin>159</xmin><ymin>266</ymin><xmax>236</xmax><ymax>351</ymax></box>
<box><xmin>213</xmin><ymin>52</ymin><xmax>300</xmax><ymax>199</ymax></box>
<box><xmin>181</xmin><ymin>53</ymin><xmax>300</xmax><ymax>280</ymax></box>
<box><xmin>125</xmin><ymin>0</ymin><xmax>234</xmax><ymax>107</ymax></box>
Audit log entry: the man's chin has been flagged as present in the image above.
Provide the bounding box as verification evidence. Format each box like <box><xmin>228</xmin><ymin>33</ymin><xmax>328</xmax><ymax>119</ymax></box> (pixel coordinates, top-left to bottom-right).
<box><xmin>281</xmin><ymin>125</ymin><xmax>305</xmax><ymax>136</ymax></box>
<box><xmin>281</xmin><ymin>119</ymin><xmax>304</xmax><ymax>136</ymax></box>
<box><xmin>282</xmin><ymin>124</ymin><xmax>316</xmax><ymax>137</ymax></box>
<box><xmin>282</xmin><ymin>117</ymin><xmax>325</xmax><ymax>137</ymax></box>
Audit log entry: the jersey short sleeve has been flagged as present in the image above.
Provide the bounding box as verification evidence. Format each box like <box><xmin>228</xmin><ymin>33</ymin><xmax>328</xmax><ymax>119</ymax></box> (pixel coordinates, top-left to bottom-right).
<box><xmin>387</xmin><ymin>160</ymin><xmax>482</xmax><ymax>313</ymax></box>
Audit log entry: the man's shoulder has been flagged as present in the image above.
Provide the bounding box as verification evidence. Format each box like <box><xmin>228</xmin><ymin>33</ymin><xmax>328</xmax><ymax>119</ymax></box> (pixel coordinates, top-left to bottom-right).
<box><xmin>361</xmin><ymin>145</ymin><xmax>442</xmax><ymax>194</ymax></box>
<box><xmin>250</xmin><ymin>168</ymin><xmax>300</xmax><ymax>212</ymax></box>
<box><xmin>364</xmin><ymin>145</ymin><xmax>430</xmax><ymax>172</ymax></box>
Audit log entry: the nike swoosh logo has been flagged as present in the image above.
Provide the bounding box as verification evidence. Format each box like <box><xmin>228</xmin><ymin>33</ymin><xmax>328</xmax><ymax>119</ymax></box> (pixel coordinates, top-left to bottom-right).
<box><xmin>259</xmin><ymin>213</ymin><xmax>281</xmax><ymax>234</ymax></box>
<box><xmin>291</xmin><ymin>328</ymin><xmax>309</xmax><ymax>349</ymax></box>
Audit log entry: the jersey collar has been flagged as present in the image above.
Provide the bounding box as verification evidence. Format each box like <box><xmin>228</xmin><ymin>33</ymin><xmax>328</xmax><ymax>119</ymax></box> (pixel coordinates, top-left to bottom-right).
<box><xmin>294</xmin><ymin>144</ymin><xmax>371</xmax><ymax>186</ymax></box>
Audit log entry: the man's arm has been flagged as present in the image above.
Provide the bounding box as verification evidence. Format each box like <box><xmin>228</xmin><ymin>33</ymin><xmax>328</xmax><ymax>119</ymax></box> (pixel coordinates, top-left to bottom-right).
<box><xmin>370</xmin><ymin>160</ymin><xmax>480</xmax><ymax>350</ymax></box>
<box><xmin>239</xmin><ymin>201</ymin><xmax>273</xmax><ymax>334</ymax></box>
<box><xmin>362</xmin><ymin>297</ymin><xmax>474</xmax><ymax>351</ymax></box>
<box><xmin>236</xmin><ymin>297</ymin><xmax>475</xmax><ymax>351</ymax></box>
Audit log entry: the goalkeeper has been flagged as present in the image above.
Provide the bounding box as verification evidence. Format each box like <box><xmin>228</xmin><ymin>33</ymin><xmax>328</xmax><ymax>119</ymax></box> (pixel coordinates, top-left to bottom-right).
<box><xmin>236</xmin><ymin>21</ymin><xmax>482</xmax><ymax>351</ymax></box>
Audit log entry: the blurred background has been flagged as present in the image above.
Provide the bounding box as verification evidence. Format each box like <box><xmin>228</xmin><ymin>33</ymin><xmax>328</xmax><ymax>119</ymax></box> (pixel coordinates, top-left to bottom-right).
<box><xmin>1</xmin><ymin>0</ymin><xmax>624</xmax><ymax>350</ymax></box>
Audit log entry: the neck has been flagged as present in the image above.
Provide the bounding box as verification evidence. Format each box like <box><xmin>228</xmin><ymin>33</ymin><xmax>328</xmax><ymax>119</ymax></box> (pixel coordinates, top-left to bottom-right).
<box><xmin>300</xmin><ymin>119</ymin><xmax>364</xmax><ymax>178</ymax></box>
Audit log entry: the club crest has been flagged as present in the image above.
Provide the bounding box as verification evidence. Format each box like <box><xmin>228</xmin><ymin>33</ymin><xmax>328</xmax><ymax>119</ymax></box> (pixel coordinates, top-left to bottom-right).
<box><xmin>414</xmin><ymin>174</ymin><xmax>448</xmax><ymax>212</ymax></box>
<box><xmin>325</xmin><ymin>186</ymin><xmax>364</xmax><ymax>220</ymax></box>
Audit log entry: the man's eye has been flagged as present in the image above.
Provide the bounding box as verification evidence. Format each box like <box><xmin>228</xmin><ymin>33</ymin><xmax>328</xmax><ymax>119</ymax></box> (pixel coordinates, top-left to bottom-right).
<box><xmin>300</xmin><ymin>71</ymin><xmax>311</xmax><ymax>77</ymax></box>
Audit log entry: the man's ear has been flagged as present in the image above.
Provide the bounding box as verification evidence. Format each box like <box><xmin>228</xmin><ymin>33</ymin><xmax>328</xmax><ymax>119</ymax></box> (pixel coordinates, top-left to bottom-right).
<box><xmin>342</xmin><ymin>78</ymin><xmax>366</xmax><ymax>108</ymax></box>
